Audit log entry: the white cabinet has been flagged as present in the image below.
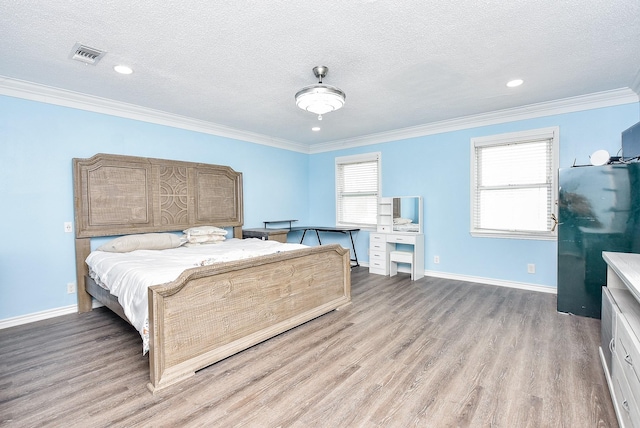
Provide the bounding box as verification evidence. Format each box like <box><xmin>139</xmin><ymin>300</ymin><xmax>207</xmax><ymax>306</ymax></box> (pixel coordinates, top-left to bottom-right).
<box><xmin>371</xmin><ymin>195</ymin><xmax>425</xmax><ymax>280</ymax></box>
<box><xmin>377</xmin><ymin>197</ymin><xmax>393</xmax><ymax>233</ymax></box>
<box><xmin>602</xmin><ymin>287</ymin><xmax>619</xmax><ymax>377</ymax></box>
<box><xmin>369</xmin><ymin>233</ymin><xmax>393</xmax><ymax>275</ymax></box>
<box><xmin>613</xmin><ymin>314</ymin><xmax>640</xmax><ymax>428</ymax></box>
<box><xmin>601</xmin><ymin>252</ymin><xmax>640</xmax><ymax>428</ymax></box>
<box><xmin>369</xmin><ymin>232</ymin><xmax>424</xmax><ymax>280</ymax></box>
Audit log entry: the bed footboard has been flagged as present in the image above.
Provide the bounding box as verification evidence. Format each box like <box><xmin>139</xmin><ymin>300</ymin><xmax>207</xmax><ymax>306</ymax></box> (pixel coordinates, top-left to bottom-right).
<box><xmin>147</xmin><ymin>244</ymin><xmax>351</xmax><ymax>392</ymax></box>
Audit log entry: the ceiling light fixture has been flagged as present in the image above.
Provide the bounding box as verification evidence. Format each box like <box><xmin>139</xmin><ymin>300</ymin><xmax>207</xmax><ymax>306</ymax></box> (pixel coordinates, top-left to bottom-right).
<box><xmin>114</xmin><ymin>65</ymin><xmax>133</xmax><ymax>75</ymax></box>
<box><xmin>295</xmin><ymin>66</ymin><xmax>345</xmax><ymax>120</ymax></box>
<box><xmin>312</xmin><ymin>127</ymin><xmax>321</xmax><ymax>132</ymax></box>
<box><xmin>506</xmin><ymin>79</ymin><xmax>523</xmax><ymax>88</ymax></box>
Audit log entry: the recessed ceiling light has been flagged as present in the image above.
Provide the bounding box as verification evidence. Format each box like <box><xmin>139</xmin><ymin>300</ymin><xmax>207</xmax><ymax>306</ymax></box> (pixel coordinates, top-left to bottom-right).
<box><xmin>312</xmin><ymin>127</ymin><xmax>321</xmax><ymax>132</ymax></box>
<box><xmin>114</xmin><ymin>65</ymin><xmax>133</xmax><ymax>75</ymax></box>
<box><xmin>506</xmin><ymin>79</ymin><xmax>523</xmax><ymax>88</ymax></box>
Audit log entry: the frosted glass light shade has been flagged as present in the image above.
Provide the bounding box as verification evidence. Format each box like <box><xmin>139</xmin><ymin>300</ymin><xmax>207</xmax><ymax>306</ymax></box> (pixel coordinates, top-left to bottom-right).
<box><xmin>295</xmin><ymin>84</ymin><xmax>346</xmax><ymax>115</ymax></box>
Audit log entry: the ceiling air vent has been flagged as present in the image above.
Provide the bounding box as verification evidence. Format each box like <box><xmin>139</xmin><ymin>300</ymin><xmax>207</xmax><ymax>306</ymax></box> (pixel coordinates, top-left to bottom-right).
<box><xmin>69</xmin><ymin>43</ymin><xmax>106</xmax><ymax>65</ymax></box>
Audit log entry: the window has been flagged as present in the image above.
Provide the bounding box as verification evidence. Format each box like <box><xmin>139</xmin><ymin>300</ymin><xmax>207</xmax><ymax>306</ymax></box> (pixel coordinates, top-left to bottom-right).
<box><xmin>336</xmin><ymin>152</ymin><xmax>381</xmax><ymax>227</ymax></box>
<box><xmin>470</xmin><ymin>127</ymin><xmax>559</xmax><ymax>240</ymax></box>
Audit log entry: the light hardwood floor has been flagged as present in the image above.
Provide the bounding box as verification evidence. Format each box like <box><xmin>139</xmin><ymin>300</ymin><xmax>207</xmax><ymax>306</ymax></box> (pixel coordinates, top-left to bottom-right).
<box><xmin>0</xmin><ymin>267</ymin><xmax>618</xmax><ymax>427</ymax></box>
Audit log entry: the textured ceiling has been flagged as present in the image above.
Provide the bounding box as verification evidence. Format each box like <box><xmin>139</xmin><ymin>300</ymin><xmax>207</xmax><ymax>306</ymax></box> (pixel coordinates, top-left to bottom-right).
<box><xmin>1</xmin><ymin>0</ymin><xmax>639</xmax><ymax>147</ymax></box>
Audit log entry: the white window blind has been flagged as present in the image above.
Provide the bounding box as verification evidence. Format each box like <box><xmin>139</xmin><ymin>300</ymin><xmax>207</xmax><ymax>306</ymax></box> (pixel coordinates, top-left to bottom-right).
<box><xmin>471</xmin><ymin>128</ymin><xmax>558</xmax><ymax>240</ymax></box>
<box><xmin>336</xmin><ymin>153</ymin><xmax>380</xmax><ymax>227</ymax></box>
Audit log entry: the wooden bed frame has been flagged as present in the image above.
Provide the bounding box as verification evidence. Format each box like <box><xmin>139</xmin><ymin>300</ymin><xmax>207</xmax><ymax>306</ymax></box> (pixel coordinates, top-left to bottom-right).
<box><xmin>73</xmin><ymin>153</ymin><xmax>351</xmax><ymax>393</ymax></box>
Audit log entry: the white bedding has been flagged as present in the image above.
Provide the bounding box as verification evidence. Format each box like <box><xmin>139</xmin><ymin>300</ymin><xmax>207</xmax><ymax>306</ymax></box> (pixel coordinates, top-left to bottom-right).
<box><xmin>393</xmin><ymin>223</ymin><xmax>419</xmax><ymax>232</ymax></box>
<box><xmin>86</xmin><ymin>238</ymin><xmax>308</xmax><ymax>353</ymax></box>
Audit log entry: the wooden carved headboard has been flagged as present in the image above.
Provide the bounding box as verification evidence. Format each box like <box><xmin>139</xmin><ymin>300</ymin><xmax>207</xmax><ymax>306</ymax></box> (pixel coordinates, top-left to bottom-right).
<box><xmin>72</xmin><ymin>153</ymin><xmax>243</xmax><ymax>311</ymax></box>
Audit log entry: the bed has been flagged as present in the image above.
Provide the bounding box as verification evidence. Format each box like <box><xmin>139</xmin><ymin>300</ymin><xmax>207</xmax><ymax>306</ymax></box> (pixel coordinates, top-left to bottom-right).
<box><xmin>73</xmin><ymin>153</ymin><xmax>351</xmax><ymax>393</ymax></box>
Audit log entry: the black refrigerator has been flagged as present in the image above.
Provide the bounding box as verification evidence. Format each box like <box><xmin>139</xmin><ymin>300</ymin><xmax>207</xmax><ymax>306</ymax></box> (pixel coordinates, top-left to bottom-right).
<box><xmin>557</xmin><ymin>162</ymin><xmax>640</xmax><ymax>318</ymax></box>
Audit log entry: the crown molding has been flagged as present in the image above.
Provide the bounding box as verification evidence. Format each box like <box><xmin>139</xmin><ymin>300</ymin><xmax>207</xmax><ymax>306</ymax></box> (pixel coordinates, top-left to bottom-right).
<box><xmin>631</xmin><ymin>68</ymin><xmax>640</xmax><ymax>104</ymax></box>
<box><xmin>1</xmin><ymin>75</ymin><xmax>637</xmax><ymax>156</ymax></box>
<box><xmin>309</xmin><ymin>87</ymin><xmax>639</xmax><ymax>154</ymax></box>
<box><xmin>0</xmin><ymin>76</ymin><xmax>310</xmax><ymax>154</ymax></box>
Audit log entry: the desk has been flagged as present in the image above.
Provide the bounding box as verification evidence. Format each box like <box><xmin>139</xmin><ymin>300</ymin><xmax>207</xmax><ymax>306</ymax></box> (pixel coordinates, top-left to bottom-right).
<box><xmin>290</xmin><ymin>226</ymin><xmax>360</xmax><ymax>267</ymax></box>
<box><xmin>263</xmin><ymin>220</ymin><xmax>298</xmax><ymax>229</ymax></box>
<box><xmin>369</xmin><ymin>232</ymin><xmax>424</xmax><ymax>280</ymax></box>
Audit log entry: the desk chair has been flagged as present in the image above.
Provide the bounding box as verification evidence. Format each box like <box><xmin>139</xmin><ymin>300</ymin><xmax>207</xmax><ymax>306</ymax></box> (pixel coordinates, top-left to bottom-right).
<box><xmin>389</xmin><ymin>250</ymin><xmax>415</xmax><ymax>280</ymax></box>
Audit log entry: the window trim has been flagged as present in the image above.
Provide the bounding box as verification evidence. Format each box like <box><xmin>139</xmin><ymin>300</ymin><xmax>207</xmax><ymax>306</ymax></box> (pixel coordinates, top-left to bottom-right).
<box><xmin>335</xmin><ymin>152</ymin><xmax>381</xmax><ymax>229</ymax></box>
<box><xmin>470</xmin><ymin>127</ymin><xmax>559</xmax><ymax>241</ymax></box>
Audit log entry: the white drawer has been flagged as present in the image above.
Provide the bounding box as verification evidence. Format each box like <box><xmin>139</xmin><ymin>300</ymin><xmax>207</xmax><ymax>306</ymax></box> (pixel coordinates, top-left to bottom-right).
<box><xmin>369</xmin><ymin>258</ymin><xmax>387</xmax><ymax>268</ymax></box>
<box><xmin>369</xmin><ymin>266</ymin><xmax>387</xmax><ymax>276</ymax></box>
<box><xmin>386</xmin><ymin>234</ymin><xmax>417</xmax><ymax>244</ymax></box>
<box><xmin>612</xmin><ymin>354</ymin><xmax>640</xmax><ymax>428</ymax></box>
<box><xmin>616</xmin><ymin>314</ymin><xmax>640</xmax><ymax>406</ymax></box>
<box><xmin>369</xmin><ymin>257</ymin><xmax>388</xmax><ymax>275</ymax></box>
<box><xmin>370</xmin><ymin>233</ymin><xmax>386</xmax><ymax>243</ymax></box>
<box><xmin>369</xmin><ymin>241</ymin><xmax>387</xmax><ymax>252</ymax></box>
<box><xmin>370</xmin><ymin>250</ymin><xmax>388</xmax><ymax>262</ymax></box>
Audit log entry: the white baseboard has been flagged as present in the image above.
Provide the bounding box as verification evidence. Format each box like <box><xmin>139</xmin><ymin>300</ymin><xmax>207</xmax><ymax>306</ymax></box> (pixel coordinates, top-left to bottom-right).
<box><xmin>424</xmin><ymin>270</ymin><xmax>557</xmax><ymax>294</ymax></box>
<box><xmin>359</xmin><ymin>262</ymin><xmax>556</xmax><ymax>294</ymax></box>
<box><xmin>0</xmin><ymin>301</ymin><xmax>104</xmax><ymax>330</ymax></box>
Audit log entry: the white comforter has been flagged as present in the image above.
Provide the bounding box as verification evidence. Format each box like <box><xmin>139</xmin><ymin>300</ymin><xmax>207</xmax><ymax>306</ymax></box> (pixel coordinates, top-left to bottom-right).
<box><xmin>86</xmin><ymin>238</ymin><xmax>308</xmax><ymax>353</ymax></box>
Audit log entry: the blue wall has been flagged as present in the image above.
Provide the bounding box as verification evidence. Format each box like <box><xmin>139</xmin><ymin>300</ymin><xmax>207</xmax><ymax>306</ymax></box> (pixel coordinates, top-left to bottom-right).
<box><xmin>1</xmin><ymin>93</ymin><xmax>638</xmax><ymax>321</ymax></box>
<box><xmin>0</xmin><ymin>95</ymin><xmax>309</xmax><ymax>319</ymax></box>
<box><xmin>308</xmin><ymin>103</ymin><xmax>640</xmax><ymax>289</ymax></box>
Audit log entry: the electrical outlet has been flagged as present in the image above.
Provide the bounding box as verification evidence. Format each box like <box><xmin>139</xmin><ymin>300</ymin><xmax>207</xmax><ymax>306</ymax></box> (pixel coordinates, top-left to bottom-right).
<box><xmin>67</xmin><ymin>282</ymin><xmax>76</xmax><ymax>294</ymax></box>
<box><xmin>527</xmin><ymin>263</ymin><xmax>536</xmax><ymax>274</ymax></box>
<box><xmin>434</xmin><ymin>255</ymin><xmax>440</xmax><ymax>264</ymax></box>
<box><xmin>64</xmin><ymin>222</ymin><xmax>73</xmax><ymax>233</ymax></box>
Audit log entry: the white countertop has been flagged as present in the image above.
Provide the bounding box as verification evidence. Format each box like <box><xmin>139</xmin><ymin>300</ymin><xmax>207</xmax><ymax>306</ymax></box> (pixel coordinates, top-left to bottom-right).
<box><xmin>603</xmin><ymin>251</ymin><xmax>640</xmax><ymax>304</ymax></box>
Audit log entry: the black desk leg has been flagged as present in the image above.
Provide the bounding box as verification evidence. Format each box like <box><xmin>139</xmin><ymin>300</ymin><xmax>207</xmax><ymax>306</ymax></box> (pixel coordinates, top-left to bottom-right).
<box><xmin>315</xmin><ymin>230</ymin><xmax>322</xmax><ymax>244</ymax></box>
<box><xmin>348</xmin><ymin>231</ymin><xmax>359</xmax><ymax>267</ymax></box>
<box><xmin>299</xmin><ymin>229</ymin><xmax>308</xmax><ymax>244</ymax></box>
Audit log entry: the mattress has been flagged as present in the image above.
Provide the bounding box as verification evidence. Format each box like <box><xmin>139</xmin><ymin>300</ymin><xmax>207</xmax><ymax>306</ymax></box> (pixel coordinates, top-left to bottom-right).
<box><xmin>86</xmin><ymin>238</ymin><xmax>308</xmax><ymax>353</ymax></box>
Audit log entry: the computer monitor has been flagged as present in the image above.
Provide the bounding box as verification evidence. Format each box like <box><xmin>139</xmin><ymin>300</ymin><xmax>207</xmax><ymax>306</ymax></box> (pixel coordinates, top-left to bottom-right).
<box><xmin>622</xmin><ymin>121</ymin><xmax>640</xmax><ymax>160</ymax></box>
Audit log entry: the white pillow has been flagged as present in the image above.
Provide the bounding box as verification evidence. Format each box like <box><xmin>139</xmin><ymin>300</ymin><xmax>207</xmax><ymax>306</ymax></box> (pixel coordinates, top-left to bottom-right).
<box><xmin>97</xmin><ymin>233</ymin><xmax>183</xmax><ymax>253</ymax></box>
<box><xmin>183</xmin><ymin>226</ymin><xmax>228</xmax><ymax>236</ymax></box>
<box><xmin>184</xmin><ymin>234</ymin><xmax>226</xmax><ymax>246</ymax></box>
<box><xmin>186</xmin><ymin>234</ymin><xmax>226</xmax><ymax>244</ymax></box>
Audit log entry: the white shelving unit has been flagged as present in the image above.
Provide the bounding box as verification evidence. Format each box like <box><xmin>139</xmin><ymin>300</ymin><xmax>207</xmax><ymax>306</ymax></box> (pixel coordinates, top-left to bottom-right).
<box><xmin>377</xmin><ymin>197</ymin><xmax>393</xmax><ymax>233</ymax></box>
